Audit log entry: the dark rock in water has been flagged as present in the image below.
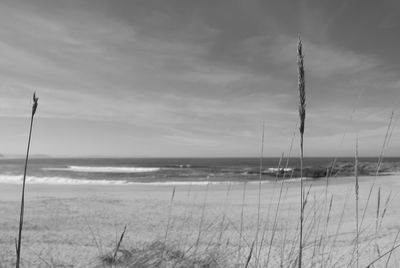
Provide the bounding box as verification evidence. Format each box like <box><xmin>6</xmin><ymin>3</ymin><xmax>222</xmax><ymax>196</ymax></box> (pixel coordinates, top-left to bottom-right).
<box><xmin>262</xmin><ymin>160</ymin><xmax>400</xmax><ymax>180</ymax></box>
<box><xmin>288</xmin><ymin>161</ymin><xmax>400</xmax><ymax>179</ymax></box>
<box><xmin>242</xmin><ymin>161</ymin><xmax>400</xmax><ymax>180</ymax></box>
<box><xmin>288</xmin><ymin>167</ymin><xmax>327</xmax><ymax>179</ymax></box>
<box><xmin>328</xmin><ymin>161</ymin><xmax>400</xmax><ymax>177</ymax></box>
<box><xmin>303</xmin><ymin>167</ymin><xmax>328</xmax><ymax>178</ymax></box>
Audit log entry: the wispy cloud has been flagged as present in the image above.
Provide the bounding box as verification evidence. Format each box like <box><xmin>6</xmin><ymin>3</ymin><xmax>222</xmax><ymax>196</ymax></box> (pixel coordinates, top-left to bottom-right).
<box><xmin>0</xmin><ymin>0</ymin><xmax>399</xmax><ymax>157</ymax></box>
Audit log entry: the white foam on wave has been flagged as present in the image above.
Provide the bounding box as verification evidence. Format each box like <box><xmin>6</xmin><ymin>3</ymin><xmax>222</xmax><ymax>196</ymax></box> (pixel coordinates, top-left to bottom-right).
<box><xmin>0</xmin><ymin>175</ymin><xmax>129</xmax><ymax>185</ymax></box>
<box><xmin>43</xmin><ymin>166</ymin><xmax>161</xmax><ymax>173</ymax></box>
<box><xmin>146</xmin><ymin>181</ymin><xmax>244</xmax><ymax>186</ymax></box>
<box><xmin>267</xmin><ymin>167</ymin><xmax>293</xmax><ymax>172</ymax></box>
<box><xmin>0</xmin><ymin>175</ymin><xmax>242</xmax><ymax>186</ymax></box>
<box><xmin>0</xmin><ymin>174</ymin><xmax>315</xmax><ymax>186</ymax></box>
<box><xmin>282</xmin><ymin>177</ymin><xmax>314</xmax><ymax>183</ymax></box>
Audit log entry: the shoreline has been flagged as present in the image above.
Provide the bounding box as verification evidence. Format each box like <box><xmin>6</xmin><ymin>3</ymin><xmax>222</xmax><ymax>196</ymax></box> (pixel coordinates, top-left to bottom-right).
<box><xmin>0</xmin><ymin>168</ymin><xmax>398</xmax><ymax>187</ymax></box>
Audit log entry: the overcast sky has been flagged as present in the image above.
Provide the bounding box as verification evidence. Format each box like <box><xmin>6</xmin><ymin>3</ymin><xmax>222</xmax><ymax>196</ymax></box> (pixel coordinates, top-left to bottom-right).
<box><xmin>0</xmin><ymin>0</ymin><xmax>400</xmax><ymax>157</ymax></box>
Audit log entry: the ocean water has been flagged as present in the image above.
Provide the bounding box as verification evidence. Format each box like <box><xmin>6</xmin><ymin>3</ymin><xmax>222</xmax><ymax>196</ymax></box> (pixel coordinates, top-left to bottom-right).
<box><xmin>0</xmin><ymin>157</ymin><xmax>397</xmax><ymax>185</ymax></box>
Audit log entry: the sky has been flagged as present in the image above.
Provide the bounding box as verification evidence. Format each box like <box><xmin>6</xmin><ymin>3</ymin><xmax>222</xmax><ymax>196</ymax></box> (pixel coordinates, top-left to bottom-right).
<box><xmin>0</xmin><ymin>0</ymin><xmax>400</xmax><ymax>157</ymax></box>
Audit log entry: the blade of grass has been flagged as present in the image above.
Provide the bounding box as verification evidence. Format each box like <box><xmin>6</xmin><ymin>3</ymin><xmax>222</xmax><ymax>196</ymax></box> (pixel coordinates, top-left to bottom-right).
<box><xmin>366</xmin><ymin>242</ymin><xmax>400</xmax><ymax>268</ymax></box>
<box><xmin>258</xmin><ymin>153</ymin><xmax>284</xmax><ymax>264</ymax></box>
<box><xmin>379</xmin><ymin>190</ymin><xmax>393</xmax><ymax>228</ymax></box>
<box><xmin>237</xmin><ymin>181</ymin><xmax>247</xmax><ymax>265</ymax></box>
<box><xmin>327</xmin><ymin>191</ymin><xmax>350</xmax><ymax>268</ymax></box>
<box><xmin>217</xmin><ymin>182</ymin><xmax>232</xmax><ymax>248</ymax></box>
<box><xmin>297</xmin><ymin>36</ymin><xmax>306</xmax><ymax>268</ymax></box>
<box><xmin>355</xmin><ymin>135</ymin><xmax>359</xmax><ymax>268</ymax></box>
<box><xmin>245</xmin><ymin>241</ymin><xmax>255</xmax><ymax>268</ymax></box>
<box><xmin>264</xmin><ymin>131</ymin><xmax>296</xmax><ymax>267</ymax></box>
<box><xmin>319</xmin><ymin>194</ymin><xmax>333</xmax><ymax>267</ymax></box>
<box><xmin>347</xmin><ymin>111</ymin><xmax>395</xmax><ymax>266</ymax></box>
<box><xmin>113</xmin><ymin>226</ymin><xmax>127</xmax><ymax>263</ymax></box>
<box><xmin>265</xmin><ymin>154</ymin><xmax>287</xmax><ymax>268</ymax></box>
<box><xmin>375</xmin><ymin>187</ymin><xmax>381</xmax><ymax>257</ymax></box>
<box><xmin>385</xmin><ymin>229</ymin><xmax>400</xmax><ymax>268</ymax></box>
<box><xmin>194</xmin><ymin>180</ymin><xmax>210</xmax><ymax>255</ymax></box>
<box><xmin>163</xmin><ymin>187</ymin><xmax>176</xmax><ymax>252</ymax></box>
<box><xmin>359</xmin><ymin>111</ymin><xmax>394</xmax><ymax>232</ymax></box>
<box><xmin>254</xmin><ymin>120</ymin><xmax>265</xmax><ymax>263</ymax></box>
<box><xmin>16</xmin><ymin>92</ymin><xmax>39</xmax><ymax>268</ymax></box>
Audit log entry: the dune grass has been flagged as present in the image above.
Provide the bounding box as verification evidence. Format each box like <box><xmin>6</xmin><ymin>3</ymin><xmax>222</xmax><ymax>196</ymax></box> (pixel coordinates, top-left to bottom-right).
<box><xmin>297</xmin><ymin>36</ymin><xmax>306</xmax><ymax>268</ymax></box>
<box><xmin>86</xmin><ymin>170</ymin><xmax>398</xmax><ymax>268</ymax></box>
<box><xmin>16</xmin><ymin>93</ymin><xmax>38</xmax><ymax>268</ymax></box>
<box><xmin>99</xmin><ymin>241</ymin><xmax>221</xmax><ymax>268</ymax></box>
<box><xmin>355</xmin><ymin>136</ymin><xmax>360</xmax><ymax>268</ymax></box>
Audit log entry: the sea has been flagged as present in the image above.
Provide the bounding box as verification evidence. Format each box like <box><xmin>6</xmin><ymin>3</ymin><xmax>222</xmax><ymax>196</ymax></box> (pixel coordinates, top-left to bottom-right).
<box><xmin>0</xmin><ymin>157</ymin><xmax>396</xmax><ymax>186</ymax></box>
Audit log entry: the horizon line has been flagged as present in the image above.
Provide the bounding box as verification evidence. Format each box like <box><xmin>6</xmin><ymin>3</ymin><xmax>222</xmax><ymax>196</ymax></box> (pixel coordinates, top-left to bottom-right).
<box><xmin>0</xmin><ymin>154</ymin><xmax>392</xmax><ymax>159</ymax></box>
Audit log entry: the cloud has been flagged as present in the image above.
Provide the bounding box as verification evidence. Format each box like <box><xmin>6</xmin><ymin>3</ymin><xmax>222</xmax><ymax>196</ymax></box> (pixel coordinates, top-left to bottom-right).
<box><xmin>1</xmin><ymin>0</ymin><xmax>400</xmax><ymax>156</ymax></box>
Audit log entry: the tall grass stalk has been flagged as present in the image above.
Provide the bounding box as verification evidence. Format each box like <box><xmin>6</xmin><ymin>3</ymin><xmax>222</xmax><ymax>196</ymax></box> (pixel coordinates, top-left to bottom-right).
<box><xmin>297</xmin><ymin>36</ymin><xmax>306</xmax><ymax>268</ymax></box>
<box><xmin>287</xmin><ymin>213</ymin><xmax>301</xmax><ymax>265</ymax></box>
<box><xmin>379</xmin><ymin>191</ymin><xmax>392</xmax><ymax>228</ymax></box>
<box><xmin>312</xmin><ymin>192</ymin><xmax>329</xmax><ymax>265</ymax></box>
<box><xmin>375</xmin><ymin>187</ymin><xmax>381</xmax><ymax>256</ymax></box>
<box><xmin>245</xmin><ymin>241</ymin><xmax>255</xmax><ymax>268</ymax></box>
<box><xmin>217</xmin><ymin>182</ymin><xmax>232</xmax><ymax>247</ymax></box>
<box><xmin>385</xmin><ymin>229</ymin><xmax>400</xmax><ymax>267</ymax></box>
<box><xmin>163</xmin><ymin>187</ymin><xmax>176</xmax><ymax>249</ymax></box>
<box><xmin>344</xmin><ymin>111</ymin><xmax>397</xmax><ymax>266</ymax></box>
<box><xmin>84</xmin><ymin>217</ymin><xmax>105</xmax><ymax>266</ymax></box>
<box><xmin>258</xmin><ymin>153</ymin><xmax>284</xmax><ymax>262</ymax></box>
<box><xmin>287</xmin><ymin>184</ymin><xmax>312</xmax><ymax>265</ymax></box>
<box><xmin>311</xmin><ymin>193</ymin><xmax>319</xmax><ymax>267</ymax></box>
<box><xmin>254</xmin><ymin>121</ymin><xmax>265</xmax><ymax>259</ymax></box>
<box><xmin>326</xmin><ymin>91</ymin><xmax>362</xmax><ymax>180</ymax></box>
<box><xmin>359</xmin><ymin>111</ymin><xmax>394</xmax><ymax>232</ymax></box>
<box><xmin>265</xmin><ymin>170</ymin><xmax>284</xmax><ymax>268</ymax></box>
<box><xmin>113</xmin><ymin>226</ymin><xmax>126</xmax><ymax>263</ymax></box>
<box><xmin>355</xmin><ymin>136</ymin><xmax>359</xmax><ymax>268</ymax></box>
<box><xmin>327</xmin><ymin>191</ymin><xmax>349</xmax><ymax>267</ymax></box>
<box><xmin>308</xmin><ymin>181</ymin><xmax>332</xmax><ymax>264</ymax></box>
<box><xmin>366</xmin><ymin>241</ymin><xmax>400</xmax><ymax>268</ymax></box>
<box><xmin>237</xmin><ymin>181</ymin><xmax>247</xmax><ymax>264</ymax></box>
<box><xmin>320</xmin><ymin>194</ymin><xmax>333</xmax><ymax>266</ymax></box>
<box><xmin>280</xmin><ymin>216</ymin><xmax>289</xmax><ymax>267</ymax></box>
<box><xmin>16</xmin><ymin>93</ymin><xmax>39</xmax><ymax>268</ymax></box>
<box><xmin>301</xmin><ymin>185</ymin><xmax>315</xmax><ymax>242</ymax></box>
<box><xmin>352</xmin><ymin>112</ymin><xmax>395</xmax><ymax>266</ymax></box>
<box><xmin>264</xmin><ymin>131</ymin><xmax>296</xmax><ymax>267</ymax></box>
<box><xmin>194</xmin><ymin>180</ymin><xmax>210</xmax><ymax>255</ymax></box>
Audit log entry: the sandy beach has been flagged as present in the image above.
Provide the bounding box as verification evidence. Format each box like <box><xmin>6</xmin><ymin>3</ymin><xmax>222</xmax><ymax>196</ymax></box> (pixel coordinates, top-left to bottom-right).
<box><xmin>1</xmin><ymin>174</ymin><xmax>400</xmax><ymax>267</ymax></box>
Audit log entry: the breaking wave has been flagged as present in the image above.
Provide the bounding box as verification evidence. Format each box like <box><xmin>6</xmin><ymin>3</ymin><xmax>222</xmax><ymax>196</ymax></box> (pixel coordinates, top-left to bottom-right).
<box><xmin>281</xmin><ymin>177</ymin><xmax>314</xmax><ymax>183</ymax></box>
<box><xmin>0</xmin><ymin>175</ymin><xmax>244</xmax><ymax>186</ymax></box>
<box><xmin>0</xmin><ymin>175</ymin><xmax>129</xmax><ymax>185</ymax></box>
<box><xmin>43</xmin><ymin>166</ymin><xmax>161</xmax><ymax>173</ymax></box>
